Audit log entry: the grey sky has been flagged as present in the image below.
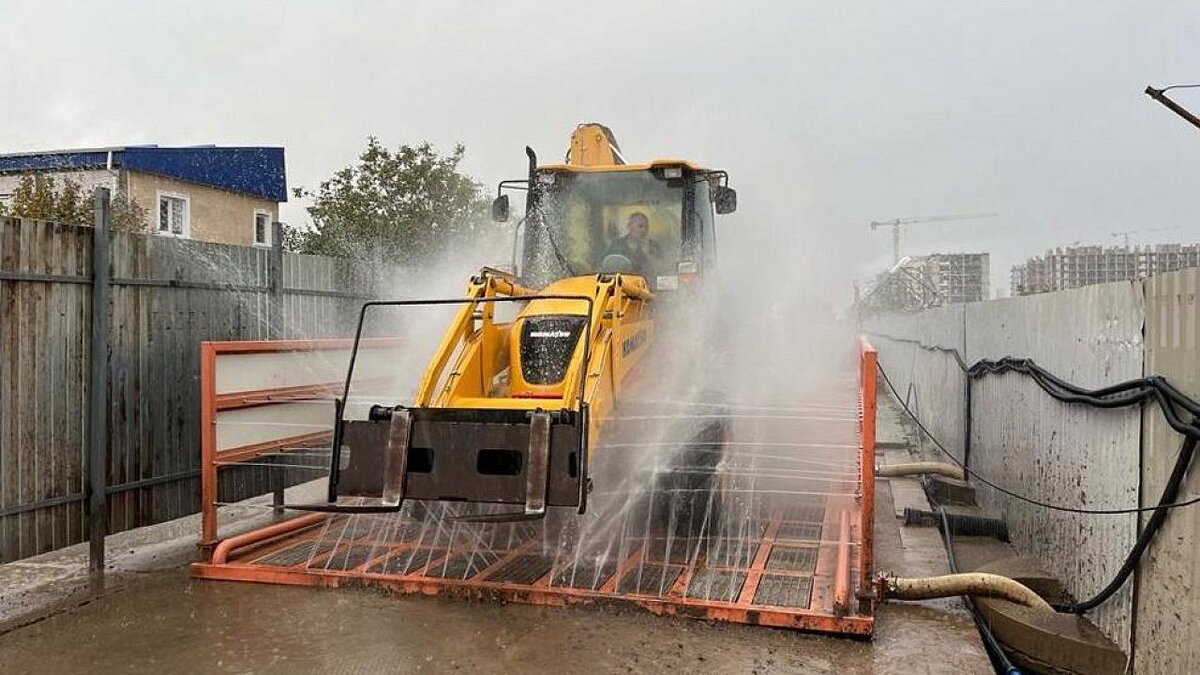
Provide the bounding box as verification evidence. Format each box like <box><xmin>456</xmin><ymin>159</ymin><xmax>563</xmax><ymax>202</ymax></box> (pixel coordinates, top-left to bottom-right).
<box><xmin>3</xmin><ymin>1</ymin><xmax>1198</xmax><ymax>296</ymax></box>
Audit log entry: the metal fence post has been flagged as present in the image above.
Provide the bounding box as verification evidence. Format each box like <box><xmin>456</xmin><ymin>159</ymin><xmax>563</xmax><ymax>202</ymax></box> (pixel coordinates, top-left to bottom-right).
<box><xmin>269</xmin><ymin>221</ymin><xmax>284</xmax><ymax>339</ymax></box>
<box><xmin>269</xmin><ymin>220</ymin><xmax>285</xmax><ymax>511</ymax></box>
<box><xmin>88</xmin><ymin>188</ymin><xmax>111</xmax><ymax>573</ymax></box>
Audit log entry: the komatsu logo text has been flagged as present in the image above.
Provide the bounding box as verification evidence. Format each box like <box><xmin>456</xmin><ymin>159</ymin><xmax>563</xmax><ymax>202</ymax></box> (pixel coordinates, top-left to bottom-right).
<box><xmin>621</xmin><ymin>329</ymin><xmax>647</xmax><ymax>357</ymax></box>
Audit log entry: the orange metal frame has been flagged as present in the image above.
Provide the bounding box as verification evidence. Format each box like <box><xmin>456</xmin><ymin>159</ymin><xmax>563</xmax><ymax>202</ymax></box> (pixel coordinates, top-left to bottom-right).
<box><xmin>192</xmin><ymin>336</ymin><xmax>879</xmax><ymax>637</ymax></box>
<box><xmin>198</xmin><ymin>338</ymin><xmax>398</xmax><ymax>553</ymax></box>
<box><xmin>859</xmin><ymin>336</ymin><xmax>877</xmax><ymax>613</ymax></box>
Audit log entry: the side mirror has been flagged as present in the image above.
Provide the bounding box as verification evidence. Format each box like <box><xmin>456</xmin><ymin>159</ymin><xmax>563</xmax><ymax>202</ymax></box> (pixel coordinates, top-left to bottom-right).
<box><xmin>714</xmin><ymin>186</ymin><xmax>737</xmax><ymax>215</ymax></box>
<box><xmin>491</xmin><ymin>194</ymin><xmax>510</xmax><ymax>222</ymax></box>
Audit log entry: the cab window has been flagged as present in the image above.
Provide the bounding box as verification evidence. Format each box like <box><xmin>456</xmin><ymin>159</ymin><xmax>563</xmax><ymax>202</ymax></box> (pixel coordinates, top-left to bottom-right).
<box><xmin>525</xmin><ymin>169</ymin><xmax>683</xmax><ymax>286</ymax></box>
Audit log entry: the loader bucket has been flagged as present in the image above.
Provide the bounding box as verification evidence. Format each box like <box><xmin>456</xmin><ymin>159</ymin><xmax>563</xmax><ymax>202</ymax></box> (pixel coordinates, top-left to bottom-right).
<box><xmin>312</xmin><ymin>290</ymin><xmax>595</xmax><ymax>520</ymax></box>
<box><xmin>333</xmin><ymin>405</ymin><xmax>589</xmax><ymax>517</ymax></box>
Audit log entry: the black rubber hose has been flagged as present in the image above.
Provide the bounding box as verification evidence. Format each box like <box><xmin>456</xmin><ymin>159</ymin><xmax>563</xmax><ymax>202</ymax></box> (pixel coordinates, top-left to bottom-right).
<box><xmin>1053</xmin><ymin>436</ymin><xmax>1199</xmax><ymax>613</ymax></box>
<box><xmin>938</xmin><ymin>506</ymin><xmax>1021</xmax><ymax>674</ymax></box>
<box><xmin>869</xmin><ymin>333</ymin><xmax>1200</xmax><ymax>614</ymax></box>
<box><xmin>904</xmin><ymin>508</ymin><xmax>1010</xmax><ymax>541</ymax></box>
<box><xmin>877</xmin><ymin>362</ymin><xmax>1200</xmax><ymax>515</ymax></box>
<box><xmin>873</xmin><ymin>333</ymin><xmax>1200</xmax><ymax>416</ymax></box>
<box><xmin>972</xmin><ymin>358</ymin><xmax>1200</xmax><ymax>424</ymax></box>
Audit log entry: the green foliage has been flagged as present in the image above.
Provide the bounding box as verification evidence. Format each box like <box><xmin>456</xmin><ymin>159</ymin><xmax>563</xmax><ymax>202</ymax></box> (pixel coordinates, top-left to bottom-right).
<box><xmin>11</xmin><ymin>174</ymin><xmax>70</xmax><ymax>221</ymax></box>
<box><xmin>289</xmin><ymin>138</ymin><xmax>492</xmax><ymax>264</ymax></box>
<box><xmin>6</xmin><ymin>173</ymin><xmax>148</xmax><ymax>230</ymax></box>
<box><xmin>108</xmin><ymin>185</ymin><xmax>149</xmax><ymax>231</ymax></box>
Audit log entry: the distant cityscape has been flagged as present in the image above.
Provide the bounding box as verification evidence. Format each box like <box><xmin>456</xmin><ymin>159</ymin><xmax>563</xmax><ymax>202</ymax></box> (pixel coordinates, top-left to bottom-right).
<box><xmin>866</xmin><ymin>241</ymin><xmax>1200</xmax><ymax>312</ymax></box>
<box><xmin>1011</xmin><ymin>243</ymin><xmax>1200</xmax><ymax>296</ymax></box>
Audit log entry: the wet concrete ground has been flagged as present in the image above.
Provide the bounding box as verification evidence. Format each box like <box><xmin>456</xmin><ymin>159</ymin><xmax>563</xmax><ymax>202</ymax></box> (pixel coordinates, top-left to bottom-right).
<box><xmin>0</xmin><ymin>566</ymin><xmax>984</xmax><ymax>674</ymax></box>
<box><xmin>0</xmin><ymin>396</ymin><xmax>991</xmax><ymax>674</ymax></box>
<box><xmin>0</xmin><ymin>477</ymin><xmax>989</xmax><ymax>674</ymax></box>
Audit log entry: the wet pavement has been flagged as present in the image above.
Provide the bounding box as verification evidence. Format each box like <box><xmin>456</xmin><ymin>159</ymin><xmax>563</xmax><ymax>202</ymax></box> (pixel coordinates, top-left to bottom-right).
<box><xmin>0</xmin><ymin>563</ymin><xmax>984</xmax><ymax>674</ymax></box>
<box><xmin>0</xmin><ymin>393</ymin><xmax>991</xmax><ymax>674</ymax></box>
<box><xmin>0</xmin><ymin>478</ymin><xmax>989</xmax><ymax>674</ymax></box>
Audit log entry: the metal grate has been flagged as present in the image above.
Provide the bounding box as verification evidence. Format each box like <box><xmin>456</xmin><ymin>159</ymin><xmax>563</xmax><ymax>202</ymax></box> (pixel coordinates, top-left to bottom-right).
<box><xmin>686</xmin><ymin>568</ymin><xmax>746</xmax><ymax>602</ymax></box>
<box><xmin>486</xmin><ymin>554</ymin><xmax>554</xmax><ymax>584</ymax></box>
<box><xmin>318</xmin><ymin>544</ymin><xmax>387</xmax><ymax>571</ymax></box>
<box><xmin>254</xmin><ymin>539</ymin><xmax>338</xmax><ymax>567</ymax></box>
<box><xmin>753</xmin><ymin>574</ymin><xmax>813</xmax><ymax>609</ymax></box>
<box><xmin>775</xmin><ymin>522</ymin><xmax>824</xmax><ymax>543</ymax></box>
<box><xmin>551</xmin><ymin>558</ymin><xmax>618</xmax><ymax>590</ymax></box>
<box><xmin>424</xmin><ymin>550</ymin><xmax>503</xmax><ymax>579</ymax></box>
<box><xmin>765</xmin><ymin>545</ymin><xmax>818</xmax><ymax>574</ymax></box>
<box><xmin>704</xmin><ymin>539</ymin><xmax>761</xmax><ymax>567</ymax></box>
<box><xmin>366</xmin><ymin>547</ymin><xmax>446</xmax><ymax>575</ymax></box>
<box><xmin>617</xmin><ymin>563</ymin><xmax>682</xmax><ymax>595</ymax></box>
<box><xmin>783</xmin><ymin>501</ymin><xmax>827</xmax><ymax>524</ymax></box>
<box><xmin>642</xmin><ymin>537</ymin><xmax>702</xmax><ymax>564</ymax></box>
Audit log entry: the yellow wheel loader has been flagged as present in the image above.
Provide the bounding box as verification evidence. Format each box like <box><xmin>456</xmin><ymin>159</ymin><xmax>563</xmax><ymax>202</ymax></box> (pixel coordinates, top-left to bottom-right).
<box><xmin>302</xmin><ymin>124</ymin><xmax>737</xmax><ymax>523</ymax></box>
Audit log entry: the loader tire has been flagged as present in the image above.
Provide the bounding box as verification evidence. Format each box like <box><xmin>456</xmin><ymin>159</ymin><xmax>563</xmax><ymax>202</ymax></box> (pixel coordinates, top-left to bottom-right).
<box><xmin>655</xmin><ymin>414</ymin><xmax>730</xmax><ymax>543</ymax></box>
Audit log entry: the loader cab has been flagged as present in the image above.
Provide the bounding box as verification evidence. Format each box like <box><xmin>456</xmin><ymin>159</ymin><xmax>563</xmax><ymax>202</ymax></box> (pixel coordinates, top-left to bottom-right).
<box><xmin>495</xmin><ymin>161</ymin><xmax>735</xmax><ymax>291</ymax></box>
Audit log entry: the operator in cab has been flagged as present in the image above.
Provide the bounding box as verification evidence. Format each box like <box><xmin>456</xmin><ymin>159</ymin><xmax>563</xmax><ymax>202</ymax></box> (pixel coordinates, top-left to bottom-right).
<box><xmin>602</xmin><ymin>211</ymin><xmax>663</xmax><ymax>278</ymax></box>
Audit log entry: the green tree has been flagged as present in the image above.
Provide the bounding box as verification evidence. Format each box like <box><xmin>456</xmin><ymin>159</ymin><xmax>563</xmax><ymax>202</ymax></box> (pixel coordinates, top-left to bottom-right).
<box><xmin>108</xmin><ymin>185</ymin><xmax>149</xmax><ymax>231</ymax></box>
<box><xmin>289</xmin><ymin>138</ymin><xmax>491</xmax><ymax>264</ymax></box>
<box><xmin>6</xmin><ymin>173</ymin><xmax>147</xmax><ymax>230</ymax></box>
<box><xmin>11</xmin><ymin>174</ymin><xmax>58</xmax><ymax>219</ymax></box>
<box><xmin>52</xmin><ymin>176</ymin><xmax>92</xmax><ymax>224</ymax></box>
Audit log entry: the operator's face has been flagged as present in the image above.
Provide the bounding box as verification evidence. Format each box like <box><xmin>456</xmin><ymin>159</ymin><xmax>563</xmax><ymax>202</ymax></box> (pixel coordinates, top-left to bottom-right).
<box><xmin>627</xmin><ymin>216</ymin><xmax>649</xmax><ymax>240</ymax></box>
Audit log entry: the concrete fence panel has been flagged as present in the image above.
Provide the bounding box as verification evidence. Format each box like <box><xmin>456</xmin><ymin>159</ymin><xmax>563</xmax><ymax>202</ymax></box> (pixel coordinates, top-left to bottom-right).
<box><xmin>964</xmin><ymin>282</ymin><xmax>1143</xmax><ymax>653</ymax></box>
<box><xmin>1135</xmin><ymin>268</ymin><xmax>1200</xmax><ymax>673</ymax></box>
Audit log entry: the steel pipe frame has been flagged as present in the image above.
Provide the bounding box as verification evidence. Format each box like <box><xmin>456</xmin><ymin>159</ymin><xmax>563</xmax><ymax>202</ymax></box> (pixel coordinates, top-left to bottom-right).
<box><xmin>192</xmin><ymin>334</ymin><xmax>880</xmax><ymax>636</ymax></box>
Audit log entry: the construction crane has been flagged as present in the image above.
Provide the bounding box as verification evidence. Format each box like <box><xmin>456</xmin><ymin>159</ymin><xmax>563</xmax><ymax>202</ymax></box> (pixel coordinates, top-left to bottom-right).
<box><xmin>1110</xmin><ymin>226</ymin><xmax>1180</xmax><ymax>249</ymax></box>
<box><xmin>870</xmin><ymin>213</ymin><xmax>998</xmax><ymax>264</ymax></box>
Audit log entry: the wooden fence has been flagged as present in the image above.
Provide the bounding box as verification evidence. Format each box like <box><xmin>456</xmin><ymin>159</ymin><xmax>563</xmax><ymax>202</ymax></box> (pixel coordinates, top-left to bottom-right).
<box><xmin>0</xmin><ymin>216</ymin><xmax>382</xmax><ymax>562</ymax></box>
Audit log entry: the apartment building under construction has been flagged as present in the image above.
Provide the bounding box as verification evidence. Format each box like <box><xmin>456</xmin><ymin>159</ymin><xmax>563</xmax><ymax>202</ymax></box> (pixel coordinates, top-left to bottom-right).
<box><xmin>866</xmin><ymin>252</ymin><xmax>990</xmax><ymax>312</ymax></box>
<box><xmin>1011</xmin><ymin>243</ymin><xmax>1200</xmax><ymax>296</ymax></box>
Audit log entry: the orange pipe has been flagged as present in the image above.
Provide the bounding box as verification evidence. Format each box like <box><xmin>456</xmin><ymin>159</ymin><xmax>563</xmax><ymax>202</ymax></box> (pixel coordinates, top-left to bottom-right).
<box><xmin>833</xmin><ymin>508</ymin><xmax>851</xmax><ymax>616</ymax></box>
<box><xmin>211</xmin><ymin>513</ymin><xmax>327</xmax><ymax>564</ymax></box>
<box><xmin>200</xmin><ymin>343</ymin><xmax>218</xmax><ymax>553</ymax></box>
<box><xmin>858</xmin><ymin>338</ymin><xmax>877</xmax><ymax>610</ymax></box>
<box><xmin>201</xmin><ymin>337</ymin><xmax>402</xmax><ymax>354</ymax></box>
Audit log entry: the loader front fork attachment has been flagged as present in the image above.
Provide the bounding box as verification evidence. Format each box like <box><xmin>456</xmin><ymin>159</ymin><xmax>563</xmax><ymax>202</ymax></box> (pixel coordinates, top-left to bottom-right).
<box><xmin>456</xmin><ymin>409</ymin><xmax>552</xmax><ymax>523</ymax></box>
<box><xmin>290</xmin><ymin>404</ymin><xmax>589</xmax><ymax>521</ymax></box>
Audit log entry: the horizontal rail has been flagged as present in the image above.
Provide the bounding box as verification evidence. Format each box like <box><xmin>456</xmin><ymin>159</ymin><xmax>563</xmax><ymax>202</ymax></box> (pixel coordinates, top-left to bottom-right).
<box><xmin>0</xmin><ymin>469</ymin><xmax>205</xmax><ymax>519</ymax></box>
<box><xmin>0</xmin><ymin>270</ymin><xmax>367</xmax><ymax>298</ymax></box>
<box><xmin>216</xmin><ymin>383</ymin><xmax>345</xmax><ymax>411</ymax></box>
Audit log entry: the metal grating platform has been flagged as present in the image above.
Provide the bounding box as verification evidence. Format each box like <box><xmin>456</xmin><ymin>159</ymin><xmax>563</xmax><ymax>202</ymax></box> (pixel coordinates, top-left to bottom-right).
<box><xmin>194</xmin><ymin>495</ymin><xmax>872</xmax><ymax>635</ymax></box>
<box><xmin>487</xmin><ymin>554</ymin><xmax>555</xmax><ymax>584</ymax></box>
<box><xmin>192</xmin><ymin>343</ymin><xmax>878</xmax><ymax>638</ymax></box>
<box><xmin>766</xmin><ymin>545</ymin><xmax>819</xmax><ymax>573</ymax></box>
<box><xmin>685</xmin><ymin>568</ymin><xmax>746</xmax><ymax>602</ymax></box>
<box><xmin>754</xmin><ymin>574</ymin><xmax>814</xmax><ymax>608</ymax></box>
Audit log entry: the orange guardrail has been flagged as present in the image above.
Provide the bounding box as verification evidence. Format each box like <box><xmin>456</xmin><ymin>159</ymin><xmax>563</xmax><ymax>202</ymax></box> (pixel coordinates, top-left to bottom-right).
<box><xmin>858</xmin><ymin>336</ymin><xmax>878</xmax><ymax>613</ymax></box>
<box><xmin>198</xmin><ymin>338</ymin><xmax>401</xmax><ymax>557</ymax></box>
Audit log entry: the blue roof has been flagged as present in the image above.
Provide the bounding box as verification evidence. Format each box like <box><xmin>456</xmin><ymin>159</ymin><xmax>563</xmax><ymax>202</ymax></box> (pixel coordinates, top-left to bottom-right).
<box><xmin>0</xmin><ymin>145</ymin><xmax>287</xmax><ymax>202</ymax></box>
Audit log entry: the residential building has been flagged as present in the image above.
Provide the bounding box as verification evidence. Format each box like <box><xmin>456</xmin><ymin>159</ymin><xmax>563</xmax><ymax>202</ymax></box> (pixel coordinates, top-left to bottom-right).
<box><xmin>921</xmin><ymin>252</ymin><xmax>990</xmax><ymax>304</ymax></box>
<box><xmin>1011</xmin><ymin>244</ymin><xmax>1200</xmax><ymax>296</ymax></box>
<box><xmin>865</xmin><ymin>252</ymin><xmax>990</xmax><ymax>312</ymax></box>
<box><xmin>0</xmin><ymin>145</ymin><xmax>286</xmax><ymax>247</ymax></box>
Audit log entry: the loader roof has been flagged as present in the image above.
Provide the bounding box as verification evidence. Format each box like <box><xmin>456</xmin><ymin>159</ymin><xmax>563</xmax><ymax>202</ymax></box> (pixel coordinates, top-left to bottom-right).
<box><xmin>538</xmin><ymin>158</ymin><xmax>708</xmax><ymax>173</ymax></box>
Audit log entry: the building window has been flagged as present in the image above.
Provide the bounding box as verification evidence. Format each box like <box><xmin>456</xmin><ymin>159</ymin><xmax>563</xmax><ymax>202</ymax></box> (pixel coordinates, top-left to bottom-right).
<box><xmin>156</xmin><ymin>192</ymin><xmax>189</xmax><ymax>238</ymax></box>
<box><xmin>253</xmin><ymin>211</ymin><xmax>272</xmax><ymax>247</ymax></box>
